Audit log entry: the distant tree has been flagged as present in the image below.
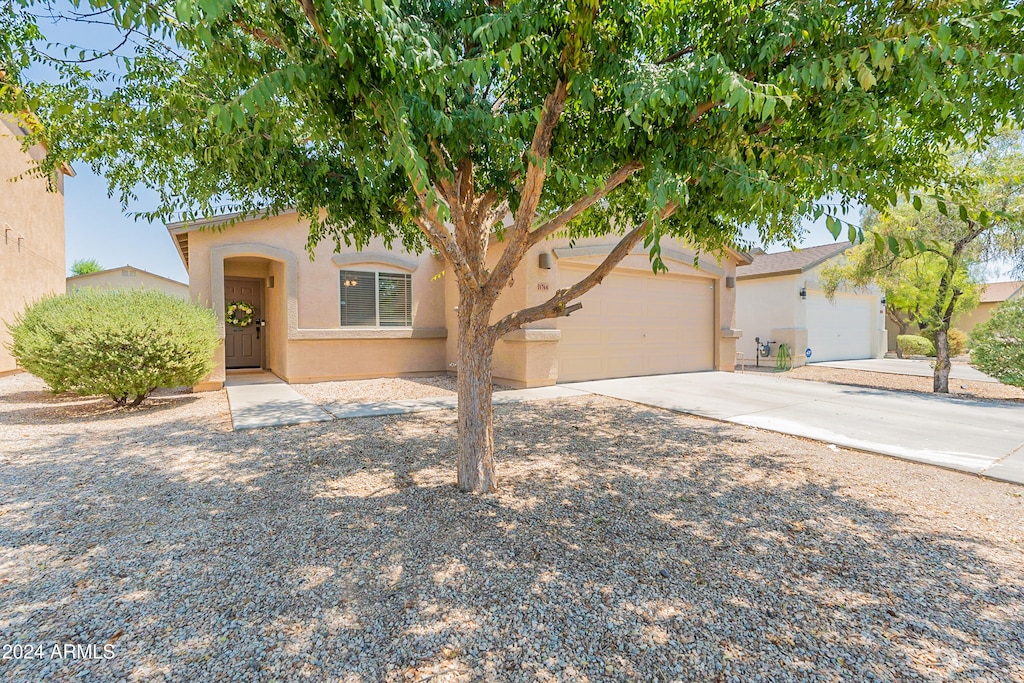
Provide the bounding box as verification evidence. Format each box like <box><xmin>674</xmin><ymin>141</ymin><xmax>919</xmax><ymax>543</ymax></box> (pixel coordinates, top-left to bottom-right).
<box><xmin>4</xmin><ymin>0</ymin><xmax>1024</xmax><ymax>490</ymax></box>
<box><xmin>70</xmin><ymin>258</ymin><xmax>103</xmax><ymax>276</ymax></box>
<box><xmin>819</xmin><ymin>231</ymin><xmax>978</xmax><ymax>358</ymax></box>
<box><xmin>822</xmin><ymin>129</ymin><xmax>1024</xmax><ymax>393</ymax></box>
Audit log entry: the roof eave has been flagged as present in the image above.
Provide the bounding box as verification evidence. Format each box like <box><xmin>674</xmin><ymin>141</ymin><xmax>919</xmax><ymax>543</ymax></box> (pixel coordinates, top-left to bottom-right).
<box><xmin>736</xmin><ymin>268</ymin><xmax>804</xmax><ymax>281</ymax></box>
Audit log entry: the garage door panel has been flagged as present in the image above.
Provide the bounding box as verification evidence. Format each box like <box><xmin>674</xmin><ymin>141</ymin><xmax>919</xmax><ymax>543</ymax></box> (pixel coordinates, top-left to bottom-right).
<box><xmin>603</xmin><ymin>328</ymin><xmax>644</xmax><ymax>345</ymax></box>
<box><xmin>805</xmin><ymin>292</ymin><xmax>873</xmax><ymax>362</ymax></box>
<box><xmin>556</xmin><ymin>265</ymin><xmax>715</xmax><ymax>382</ymax></box>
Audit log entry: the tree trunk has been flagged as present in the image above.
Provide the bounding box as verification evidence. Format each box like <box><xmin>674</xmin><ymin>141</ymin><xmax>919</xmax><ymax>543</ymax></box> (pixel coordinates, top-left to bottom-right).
<box><xmin>931</xmin><ymin>261</ymin><xmax>962</xmax><ymax>394</ymax></box>
<box><xmin>894</xmin><ymin>317</ymin><xmax>909</xmax><ymax>359</ymax></box>
<box><xmin>455</xmin><ymin>294</ymin><xmax>497</xmax><ymax>493</ymax></box>
<box><xmin>933</xmin><ymin>326</ymin><xmax>951</xmax><ymax>393</ymax></box>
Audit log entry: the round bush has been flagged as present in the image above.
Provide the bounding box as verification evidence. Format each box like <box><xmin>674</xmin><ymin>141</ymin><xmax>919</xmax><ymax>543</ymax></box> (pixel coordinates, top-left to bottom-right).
<box><xmin>897</xmin><ymin>334</ymin><xmax>935</xmax><ymax>358</ymax></box>
<box><xmin>7</xmin><ymin>289</ymin><xmax>219</xmax><ymax>406</ymax></box>
<box><xmin>969</xmin><ymin>299</ymin><xmax>1024</xmax><ymax>388</ymax></box>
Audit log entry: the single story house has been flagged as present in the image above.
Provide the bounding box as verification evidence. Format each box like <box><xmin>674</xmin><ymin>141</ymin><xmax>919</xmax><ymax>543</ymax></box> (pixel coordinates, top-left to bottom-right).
<box><xmin>954</xmin><ymin>280</ymin><xmax>1022</xmax><ymax>335</ymax></box>
<box><xmin>0</xmin><ymin>115</ymin><xmax>74</xmax><ymax>376</ymax></box>
<box><xmin>167</xmin><ymin>211</ymin><xmax>751</xmax><ymax>390</ymax></box>
<box><xmin>735</xmin><ymin>242</ymin><xmax>886</xmax><ymax>366</ymax></box>
<box><xmin>66</xmin><ymin>265</ymin><xmax>189</xmax><ymax>298</ymax></box>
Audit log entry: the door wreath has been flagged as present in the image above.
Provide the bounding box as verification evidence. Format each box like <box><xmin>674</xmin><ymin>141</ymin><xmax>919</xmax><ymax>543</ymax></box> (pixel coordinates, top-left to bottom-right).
<box><xmin>225</xmin><ymin>301</ymin><xmax>255</xmax><ymax>327</ymax></box>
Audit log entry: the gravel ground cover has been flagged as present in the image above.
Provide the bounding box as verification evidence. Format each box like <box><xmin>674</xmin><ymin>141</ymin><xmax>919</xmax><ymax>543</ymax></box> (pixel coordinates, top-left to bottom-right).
<box><xmin>292</xmin><ymin>375</ymin><xmax>461</xmax><ymax>405</ymax></box>
<box><xmin>744</xmin><ymin>364</ymin><xmax>1024</xmax><ymax>401</ymax></box>
<box><xmin>1</xmin><ymin>371</ymin><xmax>1023</xmax><ymax>682</ymax></box>
<box><xmin>293</xmin><ymin>375</ymin><xmax>515</xmax><ymax>406</ymax></box>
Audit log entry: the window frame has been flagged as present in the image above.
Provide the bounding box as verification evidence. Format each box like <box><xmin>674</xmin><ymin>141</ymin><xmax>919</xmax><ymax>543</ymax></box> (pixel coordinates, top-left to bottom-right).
<box><xmin>339</xmin><ymin>269</ymin><xmax>413</xmax><ymax>328</ymax></box>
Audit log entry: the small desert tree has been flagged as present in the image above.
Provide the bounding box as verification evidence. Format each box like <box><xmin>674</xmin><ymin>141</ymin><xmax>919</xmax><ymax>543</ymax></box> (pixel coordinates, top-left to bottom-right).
<box><xmin>820</xmin><ymin>207</ymin><xmax>982</xmax><ymax>358</ymax></box>
<box><xmin>70</xmin><ymin>258</ymin><xmax>103</xmax><ymax>276</ymax></box>
<box><xmin>5</xmin><ymin>0</ymin><xmax>1024</xmax><ymax>490</ymax></box>
<box><xmin>824</xmin><ymin>235</ymin><xmax>980</xmax><ymax>349</ymax></box>
<box><xmin>823</xmin><ymin>130</ymin><xmax>1024</xmax><ymax>393</ymax></box>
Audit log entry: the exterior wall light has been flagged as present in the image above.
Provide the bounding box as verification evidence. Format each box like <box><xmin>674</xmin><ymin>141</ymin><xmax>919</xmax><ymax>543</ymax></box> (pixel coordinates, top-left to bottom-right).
<box><xmin>538</xmin><ymin>252</ymin><xmax>553</xmax><ymax>269</ymax></box>
<box><xmin>799</xmin><ymin>286</ymin><xmax>807</xmax><ymax>299</ymax></box>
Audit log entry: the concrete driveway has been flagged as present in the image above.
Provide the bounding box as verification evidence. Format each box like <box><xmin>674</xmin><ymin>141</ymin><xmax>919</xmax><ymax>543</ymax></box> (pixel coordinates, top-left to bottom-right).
<box><xmin>566</xmin><ymin>372</ymin><xmax>1024</xmax><ymax>485</ymax></box>
<box><xmin>810</xmin><ymin>358</ymin><xmax>996</xmax><ymax>383</ymax></box>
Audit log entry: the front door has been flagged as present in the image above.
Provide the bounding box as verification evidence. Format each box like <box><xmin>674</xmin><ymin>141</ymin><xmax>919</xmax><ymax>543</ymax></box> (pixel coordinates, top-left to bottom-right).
<box><xmin>224</xmin><ymin>277</ymin><xmax>264</xmax><ymax>369</ymax></box>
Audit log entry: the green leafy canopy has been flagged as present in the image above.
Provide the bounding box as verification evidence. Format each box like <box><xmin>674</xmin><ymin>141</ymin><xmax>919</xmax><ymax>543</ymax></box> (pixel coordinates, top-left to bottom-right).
<box><xmin>70</xmin><ymin>258</ymin><xmax>104</xmax><ymax>275</ymax></box>
<box><xmin>6</xmin><ymin>0</ymin><xmax>1024</xmax><ymax>257</ymax></box>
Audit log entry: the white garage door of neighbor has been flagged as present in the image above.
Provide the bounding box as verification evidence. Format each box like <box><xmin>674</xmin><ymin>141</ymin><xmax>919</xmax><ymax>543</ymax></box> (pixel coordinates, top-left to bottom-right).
<box><xmin>805</xmin><ymin>292</ymin><xmax>874</xmax><ymax>362</ymax></box>
<box><xmin>556</xmin><ymin>266</ymin><xmax>716</xmax><ymax>382</ymax></box>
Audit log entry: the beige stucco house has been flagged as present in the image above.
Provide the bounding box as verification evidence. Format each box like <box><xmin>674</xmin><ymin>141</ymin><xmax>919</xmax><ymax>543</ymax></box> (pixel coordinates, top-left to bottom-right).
<box><xmin>168</xmin><ymin>211</ymin><xmax>750</xmax><ymax>390</ymax></box>
<box><xmin>0</xmin><ymin>116</ymin><xmax>74</xmax><ymax>375</ymax></box>
<box><xmin>735</xmin><ymin>242</ymin><xmax>886</xmax><ymax>367</ymax></box>
<box><xmin>954</xmin><ymin>281</ymin><xmax>1022</xmax><ymax>335</ymax></box>
<box><xmin>66</xmin><ymin>265</ymin><xmax>188</xmax><ymax>298</ymax></box>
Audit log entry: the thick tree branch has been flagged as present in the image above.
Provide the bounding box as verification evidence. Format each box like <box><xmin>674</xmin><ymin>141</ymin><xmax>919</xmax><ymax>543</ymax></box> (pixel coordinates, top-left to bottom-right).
<box><xmin>690</xmin><ymin>100</ymin><xmax>719</xmax><ymax>124</ymax></box>
<box><xmin>526</xmin><ymin>160</ymin><xmax>644</xmax><ymax>248</ymax></box>
<box><xmin>658</xmin><ymin>45</ymin><xmax>696</xmax><ymax>65</ymax></box>
<box><xmin>428</xmin><ymin>139</ymin><xmax>457</xmax><ymax>201</ymax></box>
<box><xmin>484</xmin><ymin>80</ymin><xmax>568</xmax><ymax>296</ymax></box>
<box><xmin>235</xmin><ymin>20</ymin><xmax>286</xmax><ymax>51</ymax></box>
<box><xmin>405</xmin><ymin>194</ymin><xmax>482</xmax><ymax>292</ymax></box>
<box><xmin>454</xmin><ymin>157</ymin><xmax>488</xmax><ymax>281</ymax></box>
<box><xmin>297</xmin><ymin>0</ymin><xmax>335</xmax><ymax>54</ymax></box>
<box><xmin>953</xmin><ymin>218</ymin><xmax>986</xmax><ymax>254</ymax></box>
<box><xmin>490</xmin><ymin>202</ymin><xmax>679</xmax><ymax>338</ymax></box>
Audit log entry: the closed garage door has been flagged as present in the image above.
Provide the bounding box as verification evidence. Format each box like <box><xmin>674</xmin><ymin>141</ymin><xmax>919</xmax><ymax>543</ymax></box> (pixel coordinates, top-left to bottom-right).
<box><xmin>805</xmin><ymin>291</ymin><xmax>874</xmax><ymax>362</ymax></box>
<box><xmin>556</xmin><ymin>266</ymin><xmax>715</xmax><ymax>382</ymax></box>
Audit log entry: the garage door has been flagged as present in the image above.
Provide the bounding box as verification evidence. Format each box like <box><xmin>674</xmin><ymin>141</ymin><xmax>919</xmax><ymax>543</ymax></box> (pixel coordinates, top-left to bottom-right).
<box><xmin>804</xmin><ymin>291</ymin><xmax>874</xmax><ymax>362</ymax></box>
<box><xmin>556</xmin><ymin>266</ymin><xmax>715</xmax><ymax>382</ymax></box>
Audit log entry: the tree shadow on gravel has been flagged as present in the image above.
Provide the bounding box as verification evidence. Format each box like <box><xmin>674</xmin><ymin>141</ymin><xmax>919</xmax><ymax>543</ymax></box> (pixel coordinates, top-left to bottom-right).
<box><xmin>0</xmin><ymin>388</ymin><xmax>1022</xmax><ymax>683</ymax></box>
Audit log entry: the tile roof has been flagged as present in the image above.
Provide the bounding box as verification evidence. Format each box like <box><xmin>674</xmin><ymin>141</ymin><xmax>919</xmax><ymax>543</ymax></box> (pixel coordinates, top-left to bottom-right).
<box><xmin>736</xmin><ymin>242</ymin><xmax>851</xmax><ymax>280</ymax></box>
<box><xmin>979</xmin><ymin>281</ymin><xmax>1023</xmax><ymax>303</ymax></box>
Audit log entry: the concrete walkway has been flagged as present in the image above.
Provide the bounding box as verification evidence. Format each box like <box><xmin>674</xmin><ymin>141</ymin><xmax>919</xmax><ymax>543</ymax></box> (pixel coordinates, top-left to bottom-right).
<box><xmin>224</xmin><ymin>372</ymin><xmax>333</xmax><ymax>430</ymax></box>
<box><xmin>811</xmin><ymin>358</ymin><xmax>996</xmax><ymax>383</ymax></box>
<box><xmin>566</xmin><ymin>372</ymin><xmax>1024</xmax><ymax>485</ymax></box>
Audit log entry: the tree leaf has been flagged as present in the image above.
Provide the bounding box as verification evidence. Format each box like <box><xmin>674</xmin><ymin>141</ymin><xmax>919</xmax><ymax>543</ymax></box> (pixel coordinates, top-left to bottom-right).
<box><xmin>826</xmin><ymin>215</ymin><xmax>841</xmax><ymax>239</ymax></box>
<box><xmin>857</xmin><ymin>66</ymin><xmax>876</xmax><ymax>91</ymax></box>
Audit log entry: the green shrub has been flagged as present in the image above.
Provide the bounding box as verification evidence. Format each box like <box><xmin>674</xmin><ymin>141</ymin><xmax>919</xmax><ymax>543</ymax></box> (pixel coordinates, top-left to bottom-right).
<box><xmin>7</xmin><ymin>289</ymin><xmax>219</xmax><ymax>406</ymax></box>
<box><xmin>897</xmin><ymin>334</ymin><xmax>936</xmax><ymax>357</ymax></box>
<box><xmin>920</xmin><ymin>327</ymin><xmax>968</xmax><ymax>356</ymax></box>
<box><xmin>969</xmin><ymin>299</ymin><xmax>1024</xmax><ymax>388</ymax></box>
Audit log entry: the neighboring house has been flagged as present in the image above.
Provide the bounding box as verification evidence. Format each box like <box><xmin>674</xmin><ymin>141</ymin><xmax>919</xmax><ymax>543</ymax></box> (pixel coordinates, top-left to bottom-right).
<box><xmin>954</xmin><ymin>281</ymin><xmax>1023</xmax><ymax>335</ymax></box>
<box><xmin>167</xmin><ymin>211</ymin><xmax>751</xmax><ymax>390</ymax></box>
<box><xmin>66</xmin><ymin>265</ymin><xmax>189</xmax><ymax>299</ymax></box>
<box><xmin>0</xmin><ymin>116</ymin><xmax>74</xmax><ymax>375</ymax></box>
<box><xmin>735</xmin><ymin>242</ymin><xmax>886</xmax><ymax>366</ymax></box>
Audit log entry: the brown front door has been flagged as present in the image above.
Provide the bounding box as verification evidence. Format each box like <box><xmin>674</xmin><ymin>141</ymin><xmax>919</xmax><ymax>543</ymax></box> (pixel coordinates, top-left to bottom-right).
<box><xmin>224</xmin><ymin>277</ymin><xmax>264</xmax><ymax>369</ymax></box>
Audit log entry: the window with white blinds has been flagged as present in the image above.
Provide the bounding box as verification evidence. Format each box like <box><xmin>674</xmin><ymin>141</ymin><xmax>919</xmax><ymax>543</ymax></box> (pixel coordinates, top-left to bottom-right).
<box><xmin>339</xmin><ymin>270</ymin><xmax>413</xmax><ymax>327</ymax></box>
<box><xmin>377</xmin><ymin>272</ymin><xmax>412</xmax><ymax>326</ymax></box>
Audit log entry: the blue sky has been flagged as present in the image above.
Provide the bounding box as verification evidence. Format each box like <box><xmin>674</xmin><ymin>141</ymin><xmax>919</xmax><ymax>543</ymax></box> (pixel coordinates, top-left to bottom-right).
<box><xmin>29</xmin><ymin>7</ymin><xmax>1013</xmax><ymax>284</ymax></box>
